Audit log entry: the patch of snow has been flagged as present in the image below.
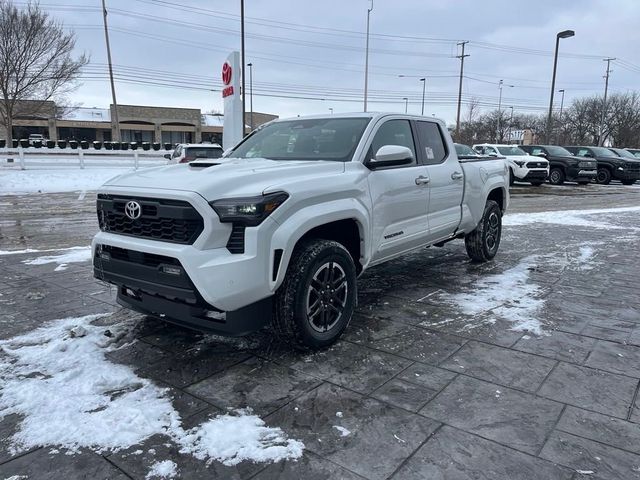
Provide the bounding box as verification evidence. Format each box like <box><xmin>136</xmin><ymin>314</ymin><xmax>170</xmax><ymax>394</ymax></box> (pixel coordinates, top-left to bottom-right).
<box><xmin>332</xmin><ymin>426</ymin><xmax>351</xmax><ymax>437</ymax></box>
<box><xmin>0</xmin><ymin>246</ymin><xmax>88</xmax><ymax>256</ymax></box>
<box><xmin>22</xmin><ymin>246</ymin><xmax>92</xmax><ymax>271</ymax></box>
<box><xmin>576</xmin><ymin>470</ymin><xmax>594</xmax><ymax>475</ymax></box>
<box><xmin>0</xmin><ymin>315</ymin><xmax>304</xmax><ymax>466</ymax></box>
<box><xmin>179</xmin><ymin>410</ymin><xmax>304</xmax><ymax>466</ymax></box>
<box><xmin>146</xmin><ymin>460</ymin><xmax>178</xmax><ymax>479</ymax></box>
<box><xmin>335</xmin><ymin>411</ymin><xmax>343</xmax><ymax>418</ymax></box>
<box><xmin>441</xmin><ymin>256</ymin><xmax>545</xmax><ymax>335</ymax></box>
<box><xmin>504</xmin><ymin>206</ymin><xmax>640</xmax><ymax>230</ymax></box>
<box><xmin>0</xmin><ymin>168</ymin><xmax>129</xmax><ymax>194</ymax></box>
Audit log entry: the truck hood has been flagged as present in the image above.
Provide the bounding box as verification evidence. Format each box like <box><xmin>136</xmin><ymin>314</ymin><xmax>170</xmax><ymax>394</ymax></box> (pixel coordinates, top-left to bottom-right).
<box><xmin>102</xmin><ymin>158</ymin><xmax>346</xmax><ymax>199</ymax></box>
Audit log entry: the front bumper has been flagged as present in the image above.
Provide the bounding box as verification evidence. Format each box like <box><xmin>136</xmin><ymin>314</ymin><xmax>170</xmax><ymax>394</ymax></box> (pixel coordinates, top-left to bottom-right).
<box><xmin>522</xmin><ymin>170</ymin><xmax>549</xmax><ymax>181</ymax></box>
<box><xmin>93</xmin><ymin>243</ymin><xmax>272</xmax><ymax>335</ymax></box>
<box><xmin>612</xmin><ymin>168</ymin><xmax>640</xmax><ymax>181</ymax></box>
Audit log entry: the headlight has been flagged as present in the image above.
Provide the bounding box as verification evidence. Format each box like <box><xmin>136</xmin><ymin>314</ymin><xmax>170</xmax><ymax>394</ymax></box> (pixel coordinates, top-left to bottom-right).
<box><xmin>514</xmin><ymin>160</ymin><xmax>525</xmax><ymax>167</ymax></box>
<box><xmin>210</xmin><ymin>192</ymin><xmax>289</xmax><ymax>226</ymax></box>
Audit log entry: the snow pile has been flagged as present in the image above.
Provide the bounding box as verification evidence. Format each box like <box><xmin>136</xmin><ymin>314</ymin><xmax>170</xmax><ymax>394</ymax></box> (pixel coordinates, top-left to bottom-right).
<box><xmin>180</xmin><ymin>411</ymin><xmax>304</xmax><ymax>466</ymax></box>
<box><xmin>22</xmin><ymin>246</ymin><xmax>92</xmax><ymax>271</ymax></box>
<box><xmin>0</xmin><ymin>315</ymin><xmax>304</xmax><ymax>465</ymax></box>
<box><xmin>0</xmin><ymin>168</ymin><xmax>128</xmax><ymax>194</ymax></box>
<box><xmin>504</xmin><ymin>206</ymin><xmax>640</xmax><ymax>230</ymax></box>
<box><xmin>146</xmin><ymin>460</ymin><xmax>178</xmax><ymax>479</ymax></box>
<box><xmin>442</xmin><ymin>257</ymin><xmax>545</xmax><ymax>335</ymax></box>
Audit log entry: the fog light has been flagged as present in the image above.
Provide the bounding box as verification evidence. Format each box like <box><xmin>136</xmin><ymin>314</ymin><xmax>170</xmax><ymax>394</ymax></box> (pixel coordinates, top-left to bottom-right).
<box><xmin>161</xmin><ymin>265</ymin><xmax>182</xmax><ymax>275</ymax></box>
<box><xmin>124</xmin><ymin>288</ymin><xmax>141</xmax><ymax>300</ymax></box>
<box><xmin>205</xmin><ymin>310</ymin><xmax>225</xmax><ymax>320</ymax></box>
<box><xmin>98</xmin><ymin>251</ymin><xmax>111</xmax><ymax>261</ymax></box>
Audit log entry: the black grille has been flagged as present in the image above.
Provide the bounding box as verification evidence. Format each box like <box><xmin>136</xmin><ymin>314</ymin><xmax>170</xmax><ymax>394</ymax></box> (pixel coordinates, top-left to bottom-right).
<box><xmin>226</xmin><ymin>224</ymin><xmax>246</xmax><ymax>254</ymax></box>
<box><xmin>97</xmin><ymin>194</ymin><xmax>204</xmax><ymax>244</ymax></box>
<box><xmin>526</xmin><ymin>161</ymin><xmax>547</xmax><ymax>168</ymax></box>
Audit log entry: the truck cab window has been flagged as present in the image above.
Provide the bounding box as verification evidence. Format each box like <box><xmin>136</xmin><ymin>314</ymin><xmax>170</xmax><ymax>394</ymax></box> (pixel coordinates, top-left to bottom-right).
<box><xmin>416</xmin><ymin>121</ymin><xmax>447</xmax><ymax>165</ymax></box>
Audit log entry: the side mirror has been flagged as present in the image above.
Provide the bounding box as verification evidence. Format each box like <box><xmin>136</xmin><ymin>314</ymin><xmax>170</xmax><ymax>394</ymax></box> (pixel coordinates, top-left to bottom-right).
<box><xmin>536</xmin><ymin>152</ymin><xmax>547</xmax><ymax>157</ymax></box>
<box><xmin>163</xmin><ymin>153</ymin><xmax>171</xmax><ymax>160</ymax></box>
<box><xmin>584</xmin><ymin>152</ymin><xmax>593</xmax><ymax>158</ymax></box>
<box><xmin>368</xmin><ymin>145</ymin><xmax>414</xmax><ymax>169</ymax></box>
<box><xmin>488</xmin><ymin>152</ymin><xmax>498</xmax><ymax>157</ymax></box>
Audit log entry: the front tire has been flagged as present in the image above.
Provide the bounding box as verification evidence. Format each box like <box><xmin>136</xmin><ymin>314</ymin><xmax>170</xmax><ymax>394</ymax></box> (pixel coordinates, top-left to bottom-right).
<box><xmin>549</xmin><ymin>168</ymin><xmax>565</xmax><ymax>185</ymax></box>
<box><xmin>596</xmin><ymin>168</ymin><xmax>611</xmax><ymax>185</ymax></box>
<box><xmin>465</xmin><ymin>200</ymin><xmax>502</xmax><ymax>262</ymax></box>
<box><xmin>509</xmin><ymin>168</ymin><xmax>515</xmax><ymax>186</ymax></box>
<box><xmin>272</xmin><ymin>239</ymin><xmax>357</xmax><ymax>350</ymax></box>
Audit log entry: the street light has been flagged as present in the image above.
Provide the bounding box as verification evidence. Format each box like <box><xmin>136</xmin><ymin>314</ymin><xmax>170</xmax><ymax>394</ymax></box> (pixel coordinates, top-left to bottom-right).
<box><xmin>402</xmin><ymin>97</ymin><xmax>408</xmax><ymax>114</ymax></box>
<box><xmin>247</xmin><ymin>62</ymin><xmax>254</xmax><ymax>130</ymax></box>
<box><xmin>497</xmin><ymin>80</ymin><xmax>514</xmax><ymax>142</ymax></box>
<box><xmin>546</xmin><ymin>29</ymin><xmax>575</xmax><ymax>143</ymax></box>
<box><xmin>398</xmin><ymin>75</ymin><xmax>427</xmax><ymax>115</ymax></box>
<box><xmin>363</xmin><ymin>0</ymin><xmax>374</xmax><ymax>112</ymax></box>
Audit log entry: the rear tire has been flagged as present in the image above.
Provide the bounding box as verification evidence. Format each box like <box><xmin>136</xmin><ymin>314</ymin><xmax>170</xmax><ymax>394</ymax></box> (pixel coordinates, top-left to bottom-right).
<box><xmin>596</xmin><ymin>168</ymin><xmax>611</xmax><ymax>185</ymax></box>
<box><xmin>272</xmin><ymin>239</ymin><xmax>357</xmax><ymax>350</ymax></box>
<box><xmin>549</xmin><ymin>168</ymin><xmax>565</xmax><ymax>185</ymax></box>
<box><xmin>509</xmin><ymin>169</ymin><xmax>515</xmax><ymax>186</ymax></box>
<box><xmin>465</xmin><ymin>200</ymin><xmax>502</xmax><ymax>262</ymax></box>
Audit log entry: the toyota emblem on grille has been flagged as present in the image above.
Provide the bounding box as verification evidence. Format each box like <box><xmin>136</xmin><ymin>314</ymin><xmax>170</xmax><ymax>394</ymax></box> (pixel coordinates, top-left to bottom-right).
<box><xmin>125</xmin><ymin>201</ymin><xmax>142</xmax><ymax>220</ymax></box>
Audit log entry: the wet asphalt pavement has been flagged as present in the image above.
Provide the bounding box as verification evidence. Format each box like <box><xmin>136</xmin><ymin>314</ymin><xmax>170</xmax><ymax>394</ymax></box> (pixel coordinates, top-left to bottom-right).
<box><xmin>1</xmin><ymin>182</ymin><xmax>640</xmax><ymax>479</ymax></box>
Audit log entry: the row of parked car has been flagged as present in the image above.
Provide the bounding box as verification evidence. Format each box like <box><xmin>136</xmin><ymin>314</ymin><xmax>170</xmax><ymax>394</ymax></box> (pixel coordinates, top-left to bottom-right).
<box><xmin>454</xmin><ymin>143</ymin><xmax>640</xmax><ymax>186</ymax></box>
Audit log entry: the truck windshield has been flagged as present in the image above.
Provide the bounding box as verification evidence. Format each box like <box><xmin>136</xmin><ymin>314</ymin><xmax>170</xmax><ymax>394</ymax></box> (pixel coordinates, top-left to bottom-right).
<box><xmin>228</xmin><ymin>117</ymin><xmax>371</xmax><ymax>162</ymax></box>
<box><xmin>497</xmin><ymin>146</ymin><xmax>526</xmax><ymax>156</ymax></box>
<box><xmin>545</xmin><ymin>146</ymin><xmax>572</xmax><ymax>156</ymax></box>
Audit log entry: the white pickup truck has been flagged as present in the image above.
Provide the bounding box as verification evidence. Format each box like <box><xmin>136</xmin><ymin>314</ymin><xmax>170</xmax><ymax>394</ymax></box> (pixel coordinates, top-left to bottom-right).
<box><xmin>93</xmin><ymin>113</ymin><xmax>509</xmax><ymax>349</ymax></box>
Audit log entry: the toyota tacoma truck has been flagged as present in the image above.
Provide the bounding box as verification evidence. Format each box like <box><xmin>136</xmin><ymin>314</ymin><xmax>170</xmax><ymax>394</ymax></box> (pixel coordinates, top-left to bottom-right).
<box><xmin>564</xmin><ymin>146</ymin><xmax>640</xmax><ymax>185</ymax></box>
<box><xmin>473</xmin><ymin>143</ymin><xmax>549</xmax><ymax>186</ymax></box>
<box><xmin>520</xmin><ymin>145</ymin><xmax>597</xmax><ymax>185</ymax></box>
<box><xmin>93</xmin><ymin>113</ymin><xmax>509</xmax><ymax>349</ymax></box>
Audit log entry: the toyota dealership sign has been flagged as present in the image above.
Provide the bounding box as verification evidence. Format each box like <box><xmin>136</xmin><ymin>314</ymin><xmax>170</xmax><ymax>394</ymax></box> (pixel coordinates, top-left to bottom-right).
<box><xmin>222</xmin><ymin>51</ymin><xmax>243</xmax><ymax>149</ymax></box>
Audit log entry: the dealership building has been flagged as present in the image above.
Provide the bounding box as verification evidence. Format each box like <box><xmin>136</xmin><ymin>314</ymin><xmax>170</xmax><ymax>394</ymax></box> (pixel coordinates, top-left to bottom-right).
<box><xmin>4</xmin><ymin>101</ymin><xmax>277</xmax><ymax>145</ymax></box>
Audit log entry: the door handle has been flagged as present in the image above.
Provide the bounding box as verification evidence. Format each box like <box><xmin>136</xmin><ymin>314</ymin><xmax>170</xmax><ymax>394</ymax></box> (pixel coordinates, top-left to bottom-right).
<box><xmin>415</xmin><ymin>175</ymin><xmax>430</xmax><ymax>185</ymax></box>
<box><xmin>451</xmin><ymin>171</ymin><xmax>464</xmax><ymax>180</ymax></box>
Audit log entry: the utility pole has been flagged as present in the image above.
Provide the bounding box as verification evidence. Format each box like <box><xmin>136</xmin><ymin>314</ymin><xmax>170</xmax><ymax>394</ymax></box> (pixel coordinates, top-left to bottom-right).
<box><xmin>101</xmin><ymin>0</ymin><xmax>120</xmax><ymax>142</ymax></box>
<box><xmin>497</xmin><ymin>80</ymin><xmax>504</xmax><ymax>142</ymax></box>
<box><xmin>420</xmin><ymin>77</ymin><xmax>426</xmax><ymax>115</ymax></box>
<box><xmin>455</xmin><ymin>41</ymin><xmax>469</xmax><ymax>138</ymax></box>
<box><xmin>240</xmin><ymin>0</ymin><xmax>246</xmax><ymax>135</ymax></box>
<box><xmin>403</xmin><ymin>97</ymin><xmax>408</xmax><ymax>114</ymax></box>
<box><xmin>363</xmin><ymin>0</ymin><xmax>373</xmax><ymax>112</ymax></box>
<box><xmin>247</xmin><ymin>62</ymin><xmax>253</xmax><ymax>130</ymax></box>
<box><xmin>598</xmin><ymin>58</ymin><xmax>615</xmax><ymax>146</ymax></box>
<box><xmin>508</xmin><ymin>106</ymin><xmax>514</xmax><ymax>144</ymax></box>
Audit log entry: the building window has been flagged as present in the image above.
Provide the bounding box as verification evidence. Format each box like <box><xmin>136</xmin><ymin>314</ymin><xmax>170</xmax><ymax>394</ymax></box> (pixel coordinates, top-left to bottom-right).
<box><xmin>161</xmin><ymin>131</ymin><xmax>192</xmax><ymax>145</ymax></box>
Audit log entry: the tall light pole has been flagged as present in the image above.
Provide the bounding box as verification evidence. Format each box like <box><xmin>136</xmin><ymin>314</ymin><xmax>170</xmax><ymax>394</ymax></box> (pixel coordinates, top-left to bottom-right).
<box><xmin>402</xmin><ymin>97</ymin><xmax>408</xmax><ymax>114</ymax></box>
<box><xmin>508</xmin><ymin>106</ymin><xmax>514</xmax><ymax>144</ymax></box>
<box><xmin>247</xmin><ymin>62</ymin><xmax>254</xmax><ymax>130</ymax></box>
<box><xmin>557</xmin><ymin>88</ymin><xmax>565</xmax><ymax>143</ymax></box>
<box><xmin>598</xmin><ymin>58</ymin><xmax>615</xmax><ymax>146</ymax></box>
<box><xmin>101</xmin><ymin>0</ymin><xmax>120</xmax><ymax>142</ymax></box>
<box><xmin>363</xmin><ymin>0</ymin><xmax>373</xmax><ymax>112</ymax></box>
<box><xmin>420</xmin><ymin>78</ymin><xmax>426</xmax><ymax>115</ymax></box>
<box><xmin>497</xmin><ymin>80</ymin><xmax>513</xmax><ymax>142</ymax></box>
<box><xmin>546</xmin><ymin>29</ymin><xmax>575</xmax><ymax>143</ymax></box>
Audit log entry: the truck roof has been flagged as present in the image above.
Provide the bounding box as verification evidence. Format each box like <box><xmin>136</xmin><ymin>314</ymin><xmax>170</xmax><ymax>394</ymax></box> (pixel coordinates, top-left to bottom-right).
<box><xmin>270</xmin><ymin>112</ymin><xmax>446</xmax><ymax>126</ymax></box>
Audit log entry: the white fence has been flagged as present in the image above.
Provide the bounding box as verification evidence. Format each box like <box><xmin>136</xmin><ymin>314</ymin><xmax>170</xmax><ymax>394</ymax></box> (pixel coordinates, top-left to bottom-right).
<box><xmin>1</xmin><ymin>147</ymin><xmax>172</xmax><ymax>170</ymax></box>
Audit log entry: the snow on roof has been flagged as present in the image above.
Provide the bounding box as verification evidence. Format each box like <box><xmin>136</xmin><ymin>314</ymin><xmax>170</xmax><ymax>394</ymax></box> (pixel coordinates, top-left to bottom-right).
<box><xmin>62</xmin><ymin>108</ymin><xmax>111</xmax><ymax>122</ymax></box>
<box><xmin>201</xmin><ymin>114</ymin><xmax>224</xmax><ymax>127</ymax></box>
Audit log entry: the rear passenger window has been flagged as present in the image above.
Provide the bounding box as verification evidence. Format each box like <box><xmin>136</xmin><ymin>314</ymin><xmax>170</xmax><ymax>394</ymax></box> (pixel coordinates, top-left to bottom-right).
<box><xmin>416</xmin><ymin>121</ymin><xmax>447</xmax><ymax>165</ymax></box>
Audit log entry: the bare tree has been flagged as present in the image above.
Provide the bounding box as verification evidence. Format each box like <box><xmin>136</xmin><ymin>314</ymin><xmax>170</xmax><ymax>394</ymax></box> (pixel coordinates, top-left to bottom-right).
<box><xmin>0</xmin><ymin>1</ymin><xmax>87</xmax><ymax>141</ymax></box>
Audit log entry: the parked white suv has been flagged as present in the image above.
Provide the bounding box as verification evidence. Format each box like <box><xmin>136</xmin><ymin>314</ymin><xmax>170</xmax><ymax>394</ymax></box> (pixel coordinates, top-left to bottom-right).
<box><xmin>165</xmin><ymin>143</ymin><xmax>223</xmax><ymax>164</ymax></box>
<box><xmin>93</xmin><ymin>113</ymin><xmax>509</xmax><ymax>349</ymax></box>
<box><xmin>473</xmin><ymin>143</ymin><xmax>549</xmax><ymax>186</ymax></box>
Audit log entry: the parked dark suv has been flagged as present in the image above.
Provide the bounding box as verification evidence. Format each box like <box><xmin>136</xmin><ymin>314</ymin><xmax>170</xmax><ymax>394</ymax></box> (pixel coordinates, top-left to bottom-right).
<box><xmin>564</xmin><ymin>146</ymin><xmax>640</xmax><ymax>185</ymax></box>
<box><xmin>521</xmin><ymin>145</ymin><xmax>597</xmax><ymax>185</ymax></box>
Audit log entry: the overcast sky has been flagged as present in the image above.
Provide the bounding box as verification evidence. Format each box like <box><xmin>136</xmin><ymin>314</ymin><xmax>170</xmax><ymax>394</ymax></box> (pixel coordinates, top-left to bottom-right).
<box><xmin>39</xmin><ymin>0</ymin><xmax>640</xmax><ymax>124</ymax></box>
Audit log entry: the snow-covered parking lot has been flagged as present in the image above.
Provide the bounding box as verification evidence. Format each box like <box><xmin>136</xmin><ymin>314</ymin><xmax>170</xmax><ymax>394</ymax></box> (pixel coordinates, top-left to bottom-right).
<box><xmin>1</xmin><ymin>179</ymin><xmax>640</xmax><ymax>479</ymax></box>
